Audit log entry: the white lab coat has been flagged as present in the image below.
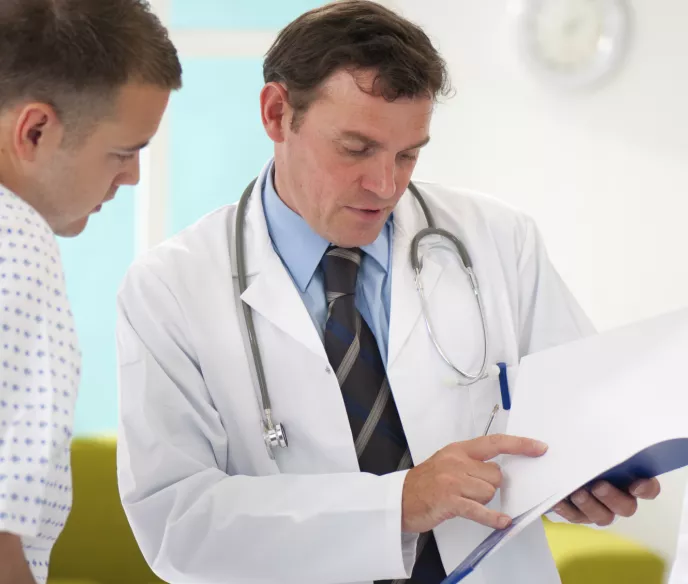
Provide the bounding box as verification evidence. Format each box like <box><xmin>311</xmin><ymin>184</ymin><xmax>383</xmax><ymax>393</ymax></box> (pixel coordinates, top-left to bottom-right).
<box><xmin>116</xmin><ymin>161</ymin><xmax>594</xmax><ymax>584</ymax></box>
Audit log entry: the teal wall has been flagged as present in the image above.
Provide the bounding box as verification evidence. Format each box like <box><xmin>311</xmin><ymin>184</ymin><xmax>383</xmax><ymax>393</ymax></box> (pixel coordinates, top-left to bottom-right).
<box><xmin>59</xmin><ymin>190</ymin><xmax>135</xmax><ymax>435</ymax></box>
<box><xmin>65</xmin><ymin>1</ymin><xmax>328</xmax><ymax>435</ymax></box>
<box><xmin>169</xmin><ymin>58</ymin><xmax>272</xmax><ymax>233</ymax></box>
<box><xmin>170</xmin><ymin>0</ymin><xmax>324</xmax><ymax>29</ymax></box>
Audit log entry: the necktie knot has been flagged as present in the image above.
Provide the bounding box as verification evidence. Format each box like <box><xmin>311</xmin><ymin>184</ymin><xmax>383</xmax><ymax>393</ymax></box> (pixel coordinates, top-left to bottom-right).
<box><xmin>322</xmin><ymin>246</ymin><xmax>362</xmax><ymax>297</ymax></box>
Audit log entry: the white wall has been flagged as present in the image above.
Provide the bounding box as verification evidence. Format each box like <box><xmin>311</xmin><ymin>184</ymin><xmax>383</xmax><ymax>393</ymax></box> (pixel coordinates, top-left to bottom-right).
<box><xmin>392</xmin><ymin>0</ymin><xmax>688</xmax><ymax>570</ymax></box>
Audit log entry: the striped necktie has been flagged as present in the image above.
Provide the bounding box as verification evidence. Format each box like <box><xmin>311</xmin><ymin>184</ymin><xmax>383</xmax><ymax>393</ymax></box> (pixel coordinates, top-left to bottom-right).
<box><xmin>322</xmin><ymin>246</ymin><xmax>446</xmax><ymax>584</ymax></box>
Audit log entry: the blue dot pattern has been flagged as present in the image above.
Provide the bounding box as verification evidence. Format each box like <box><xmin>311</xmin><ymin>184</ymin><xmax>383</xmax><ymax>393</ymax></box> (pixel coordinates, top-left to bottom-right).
<box><xmin>0</xmin><ymin>187</ymin><xmax>81</xmax><ymax>583</ymax></box>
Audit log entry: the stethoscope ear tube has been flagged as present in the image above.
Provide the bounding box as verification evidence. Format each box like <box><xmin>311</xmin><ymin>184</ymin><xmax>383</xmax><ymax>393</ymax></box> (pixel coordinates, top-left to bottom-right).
<box><xmin>408</xmin><ymin>198</ymin><xmax>490</xmax><ymax>386</ymax></box>
<box><xmin>410</xmin><ymin>227</ymin><xmax>473</xmax><ymax>273</ymax></box>
<box><xmin>235</xmin><ymin>179</ymin><xmax>288</xmax><ymax>458</ymax></box>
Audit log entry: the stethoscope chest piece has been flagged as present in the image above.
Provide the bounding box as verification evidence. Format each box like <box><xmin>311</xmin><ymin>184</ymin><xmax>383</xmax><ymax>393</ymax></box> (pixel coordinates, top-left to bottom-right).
<box><xmin>264</xmin><ymin>422</ymin><xmax>288</xmax><ymax>458</ymax></box>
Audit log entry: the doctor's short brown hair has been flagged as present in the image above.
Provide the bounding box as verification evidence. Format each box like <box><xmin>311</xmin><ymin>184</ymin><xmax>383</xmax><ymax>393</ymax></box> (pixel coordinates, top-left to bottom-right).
<box><xmin>0</xmin><ymin>0</ymin><xmax>182</xmax><ymax>140</ymax></box>
<box><xmin>263</xmin><ymin>0</ymin><xmax>452</xmax><ymax>129</ymax></box>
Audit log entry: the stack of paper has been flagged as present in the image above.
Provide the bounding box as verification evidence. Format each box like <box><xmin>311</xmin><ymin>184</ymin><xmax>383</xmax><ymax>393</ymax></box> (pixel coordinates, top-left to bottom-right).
<box><xmin>442</xmin><ymin>307</ymin><xmax>688</xmax><ymax>583</ymax></box>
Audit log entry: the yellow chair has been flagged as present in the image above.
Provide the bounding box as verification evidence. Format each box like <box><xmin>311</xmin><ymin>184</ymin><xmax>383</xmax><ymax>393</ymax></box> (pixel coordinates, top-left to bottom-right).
<box><xmin>48</xmin><ymin>437</ymin><xmax>162</xmax><ymax>584</ymax></box>
<box><xmin>48</xmin><ymin>438</ymin><xmax>666</xmax><ymax>584</ymax></box>
<box><xmin>545</xmin><ymin>519</ymin><xmax>665</xmax><ymax>584</ymax></box>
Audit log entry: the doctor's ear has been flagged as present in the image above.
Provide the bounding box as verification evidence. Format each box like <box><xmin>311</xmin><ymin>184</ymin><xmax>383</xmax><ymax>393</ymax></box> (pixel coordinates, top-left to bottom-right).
<box><xmin>260</xmin><ymin>82</ymin><xmax>292</xmax><ymax>143</ymax></box>
<box><xmin>14</xmin><ymin>103</ymin><xmax>64</xmax><ymax>163</ymax></box>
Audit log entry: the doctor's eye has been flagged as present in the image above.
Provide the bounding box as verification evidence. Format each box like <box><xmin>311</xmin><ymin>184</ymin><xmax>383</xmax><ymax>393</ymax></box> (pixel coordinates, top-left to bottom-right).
<box><xmin>344</xmin><ymin>147</ymin><xmax>372</xmax><ymax>158</ymax></box>
<box><xmin>398</xmin><ymin>152</ymin><xmax>419</xmax><ymax>162</ymax></box>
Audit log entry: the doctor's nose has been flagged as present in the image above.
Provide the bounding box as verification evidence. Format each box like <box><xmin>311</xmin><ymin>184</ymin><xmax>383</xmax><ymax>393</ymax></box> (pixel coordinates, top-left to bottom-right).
<box><xmin>361</xmin><ymin>157</ymin><xmax>397</xmax><ymax>200</ymax></box>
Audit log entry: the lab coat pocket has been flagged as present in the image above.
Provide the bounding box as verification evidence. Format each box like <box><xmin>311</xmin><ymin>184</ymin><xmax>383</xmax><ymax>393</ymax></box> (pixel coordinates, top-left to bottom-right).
<box><xmin>468</xmin><ymin>364</ymin><xmax>517</xmax><ymax>438</ymax></box>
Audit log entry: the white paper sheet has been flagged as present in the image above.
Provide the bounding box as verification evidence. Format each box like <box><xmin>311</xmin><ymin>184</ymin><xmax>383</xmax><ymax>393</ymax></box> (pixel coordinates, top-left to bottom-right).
<box><xmin>442</xmin><ymin>306</ymin><xmax>688</xmax><ymax>583</ymax></box>
<box><xmin>500</xmin><ymin>306</ymin><xmax>688</xmax><ymax>518</ymax></box>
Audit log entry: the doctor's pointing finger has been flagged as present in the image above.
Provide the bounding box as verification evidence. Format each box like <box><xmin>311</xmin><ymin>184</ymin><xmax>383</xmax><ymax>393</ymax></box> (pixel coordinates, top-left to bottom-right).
<box><xmin>402</xmin><ymin>435</ymin><xmax>549</xmax><ymax>534</ymax></box>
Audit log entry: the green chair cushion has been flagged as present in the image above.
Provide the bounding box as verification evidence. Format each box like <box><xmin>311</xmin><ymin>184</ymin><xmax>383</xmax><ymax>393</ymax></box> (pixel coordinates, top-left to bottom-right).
<box><xmin>50</xmin><ymin>580</ymin><xmax>102</xmax><ymax>584</ymax></box>
<box><xmin>544</xmin><ymin>520</ymin><xmax>665</xmax><ymax>584</ymax></box>
<box><xmin>48</xmin><ymin>437</ymin><xmax>163</xmax><ymax>584</ymax></box>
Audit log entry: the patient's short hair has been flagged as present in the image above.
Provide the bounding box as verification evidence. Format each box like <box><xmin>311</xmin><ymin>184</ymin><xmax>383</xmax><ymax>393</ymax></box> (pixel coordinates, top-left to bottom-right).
<box><xmin>0</xmin><ymin>0</ymin><xmax>182</xmax><ymax>140</ymax></box>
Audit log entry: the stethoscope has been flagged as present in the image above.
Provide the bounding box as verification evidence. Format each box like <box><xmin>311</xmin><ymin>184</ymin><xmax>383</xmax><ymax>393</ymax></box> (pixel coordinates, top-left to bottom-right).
<box><xmin>233</xmin><ymin>179</ymin><xmax>503</xmax><ymax>459</ymax></box>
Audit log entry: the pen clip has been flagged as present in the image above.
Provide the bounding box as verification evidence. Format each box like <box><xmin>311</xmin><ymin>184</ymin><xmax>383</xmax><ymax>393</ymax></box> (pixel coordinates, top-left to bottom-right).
<box><xmin>483</xmin><ymin>404</ymin><xmax>500</xmax><ymax>436</ymax></box>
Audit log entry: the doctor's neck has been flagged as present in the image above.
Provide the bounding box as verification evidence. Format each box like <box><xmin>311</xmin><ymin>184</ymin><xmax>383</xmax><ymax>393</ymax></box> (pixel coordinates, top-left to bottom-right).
<box><xmin>271</xmin><ymin>162</ymin><xmax>301</xmax><ymax>218</ymax></box>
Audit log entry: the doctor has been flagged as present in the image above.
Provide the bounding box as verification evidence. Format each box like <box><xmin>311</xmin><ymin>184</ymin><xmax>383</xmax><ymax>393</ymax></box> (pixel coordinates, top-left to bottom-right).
<box><xmin>115</xmin><ymin>2</ymin><xmax>660</xmax><ymax>583</ymax></box>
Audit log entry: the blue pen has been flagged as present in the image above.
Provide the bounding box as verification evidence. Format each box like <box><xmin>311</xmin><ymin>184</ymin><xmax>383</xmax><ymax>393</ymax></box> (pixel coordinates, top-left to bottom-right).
<box><xmin>483</xmin><ymin>363</ymin><xmax>511</xmax><ymax>435</ymax></box>
<box><xmin>498</xmin><ymin>362</ymin><xmax>511</xmax><ymax>410</ymax></box>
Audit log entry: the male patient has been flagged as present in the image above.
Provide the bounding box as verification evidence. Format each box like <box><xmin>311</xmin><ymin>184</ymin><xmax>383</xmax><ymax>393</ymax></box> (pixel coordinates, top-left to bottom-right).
<box><xmin>0</xmin><ymin>1</ymin><xmax>181</xmax><ymax>582</ymax></box>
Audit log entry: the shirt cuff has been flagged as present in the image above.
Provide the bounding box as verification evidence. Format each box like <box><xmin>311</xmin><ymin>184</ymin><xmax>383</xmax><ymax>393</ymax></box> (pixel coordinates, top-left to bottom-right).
<box><xmin>402</xmin><ymin>531</ymin><xmax>420</xmax><ymax>574</ymax></box>
<box><xmin>385</xmin><ymin>469</ymin><xmax>416</xmax><ymax>578</ymax></box>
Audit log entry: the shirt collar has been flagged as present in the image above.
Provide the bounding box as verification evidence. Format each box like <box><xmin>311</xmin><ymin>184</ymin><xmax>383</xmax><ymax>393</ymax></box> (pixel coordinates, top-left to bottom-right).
<box><xmin>262</xmin><ymin>161</ymin><xmax>391</xmax><ymax>293</ymax></box>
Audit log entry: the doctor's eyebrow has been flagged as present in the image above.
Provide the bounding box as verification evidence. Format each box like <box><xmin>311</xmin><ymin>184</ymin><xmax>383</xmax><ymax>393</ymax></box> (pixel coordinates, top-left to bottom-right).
<box><xmin>337</xmin><ymin>131</ymin><xmax>431</xmax><ymax>152</ymax></box>
<box><xmin>404</xmin><ymin>136</ymin><xmax>431</xmax><ymax>151</ymax></box>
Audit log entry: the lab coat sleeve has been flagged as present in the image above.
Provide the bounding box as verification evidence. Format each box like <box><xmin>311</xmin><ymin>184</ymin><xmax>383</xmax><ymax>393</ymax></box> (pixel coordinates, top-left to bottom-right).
<box><xmin>516</xmin><ymin>216</ymin><xmax>596</xmax><ymax>357</ymax></box>
<box><xmin>116</xmin><ymin>264</ymin><xmax>413</xmax><ymax>584</ymax></box>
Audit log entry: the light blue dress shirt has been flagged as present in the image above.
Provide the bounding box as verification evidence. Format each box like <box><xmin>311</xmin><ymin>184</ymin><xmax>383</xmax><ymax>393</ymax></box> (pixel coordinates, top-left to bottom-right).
<box><xmin>262</xmin><ymin>164</ymin><xmax>394</xmax><ymax>365</ymax></box>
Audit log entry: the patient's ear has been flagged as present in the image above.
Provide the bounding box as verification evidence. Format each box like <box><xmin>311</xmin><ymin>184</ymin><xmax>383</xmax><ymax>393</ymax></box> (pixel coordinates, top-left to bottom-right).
<box><xmin>13</xmin><ymin>102</ymin><xmax>65</xmax><ymax>164</ymax></box>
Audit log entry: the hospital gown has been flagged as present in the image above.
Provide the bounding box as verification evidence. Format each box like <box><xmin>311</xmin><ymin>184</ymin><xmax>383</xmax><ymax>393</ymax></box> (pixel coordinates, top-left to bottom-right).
<box><xmin>0</xmin><ymin>187</ymin><xmax>80</xmax><ymax>582</ymax></box>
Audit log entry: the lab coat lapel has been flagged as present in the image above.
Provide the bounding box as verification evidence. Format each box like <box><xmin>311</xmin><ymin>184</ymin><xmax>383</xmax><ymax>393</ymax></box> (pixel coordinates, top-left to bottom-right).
<box><xmin>236</xmin><ymin>164</ymin><xmax>327</xmax><ymax>361</ymax></box>
<box><xmin>387</xmin><ymin>189</ymin><xmax>445</xmax><ymax>369</ymax></box>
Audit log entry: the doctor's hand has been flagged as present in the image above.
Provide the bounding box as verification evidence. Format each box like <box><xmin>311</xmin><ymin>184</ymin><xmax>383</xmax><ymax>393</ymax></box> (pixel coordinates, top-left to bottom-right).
<box><xmin>552</xmin><ymin>478</ymin><xmax>661</xmax><ymax>527</ymax></box>
<box><xmin>401</xmin><ymin>434</ymin><xmax>548</xmax><ymax>533</ymax></box>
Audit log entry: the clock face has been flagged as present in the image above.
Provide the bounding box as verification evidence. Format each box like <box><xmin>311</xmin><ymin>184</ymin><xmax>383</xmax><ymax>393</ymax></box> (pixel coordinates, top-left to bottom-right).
<box><xmin>514</xmin><ymin>0</ymin><xmax>631</xmax><ymax>88</ymax></box>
